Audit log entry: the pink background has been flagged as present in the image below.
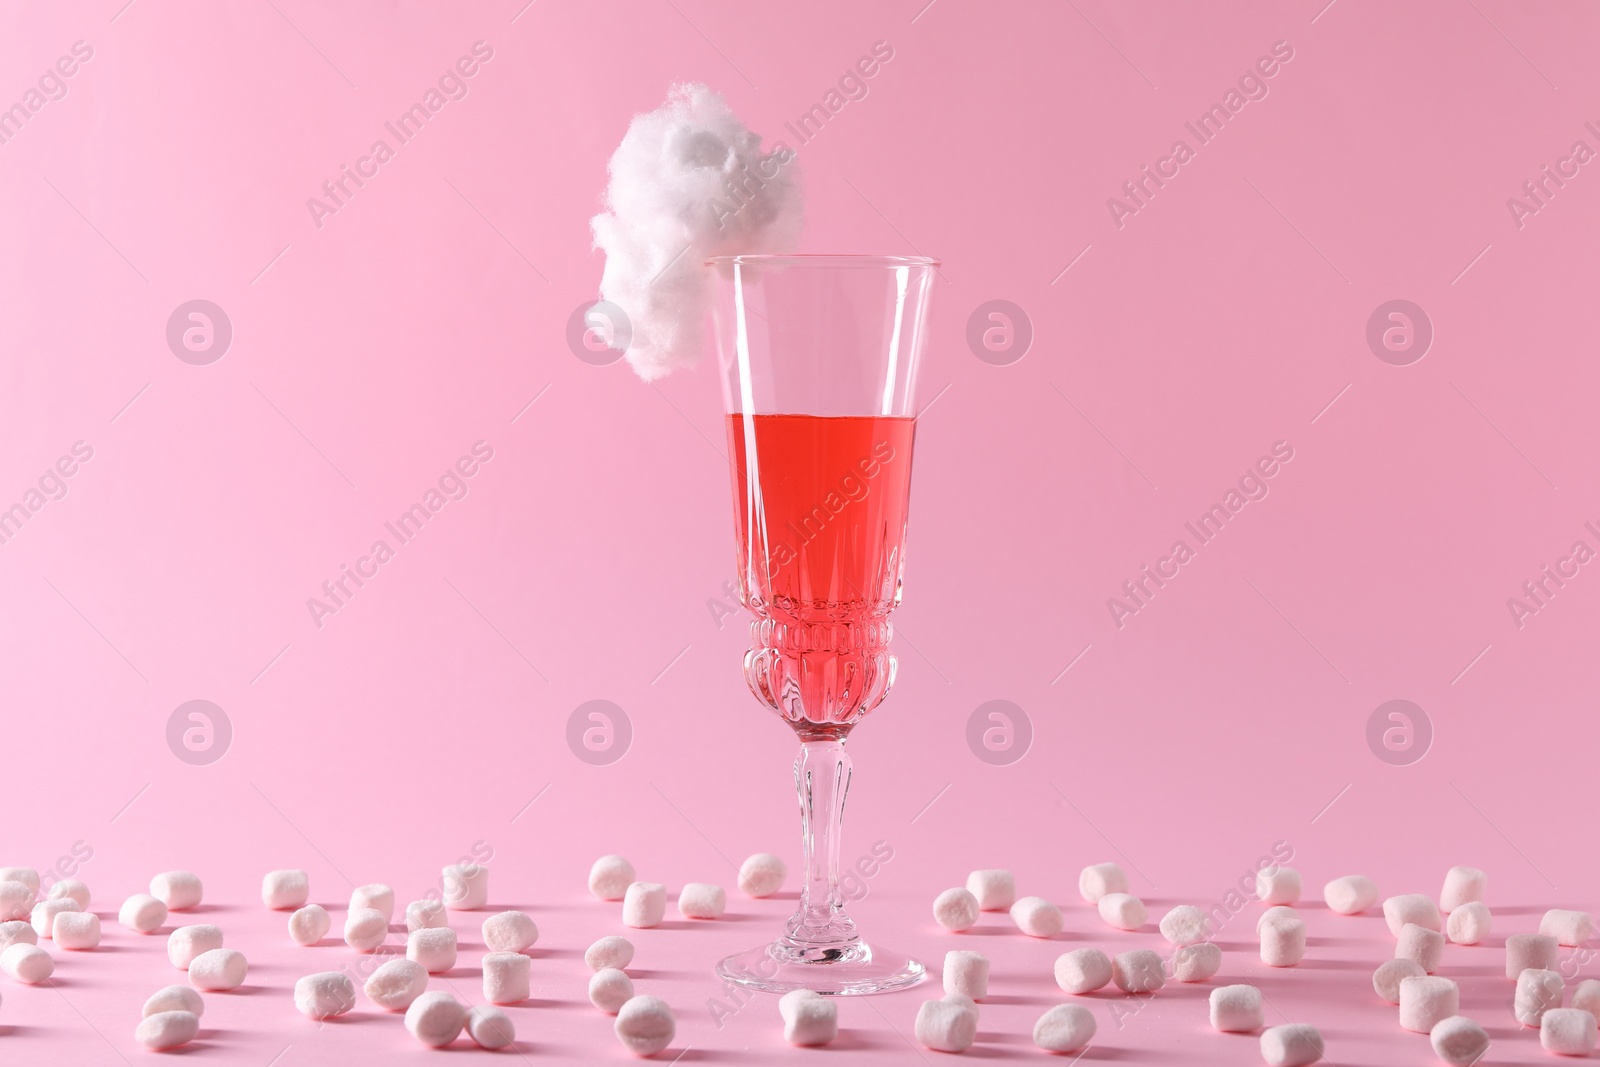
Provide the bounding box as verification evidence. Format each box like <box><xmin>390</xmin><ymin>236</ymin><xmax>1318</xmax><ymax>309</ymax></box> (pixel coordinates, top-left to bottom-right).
<box><xmin>2</xmin><ymin>0</ymin><xmax>1597</xmax><ymax>1062</ymax></box>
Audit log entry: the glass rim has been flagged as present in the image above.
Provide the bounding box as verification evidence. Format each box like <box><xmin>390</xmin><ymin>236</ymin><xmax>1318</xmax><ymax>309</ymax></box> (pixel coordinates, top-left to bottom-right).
<box><xmin>704</xmin><ymin>253</ymin><xmax>940</xmax><ymax>268</ymax></box>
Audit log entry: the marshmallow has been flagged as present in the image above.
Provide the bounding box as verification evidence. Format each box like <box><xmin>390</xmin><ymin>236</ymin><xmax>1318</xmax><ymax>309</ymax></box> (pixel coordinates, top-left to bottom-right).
<box><xmin>407</xmin><ymin>927</ymin><xmax>458</xmax><ymax>973</ymax></box>
<box><xmin>143</xmin><ymin>985</ymin><xmax>204</xmax><ymax>1018</ymax></box>
<box><xmin>738</xmin><ymin>853</ymin><xmax>786</xmax><ymax>898</ymax></box>
<box><xmin>1011</xmin><ymin>896</ymin><xmax>1063</xmax><ymax>938</ymax></box>
<box><xmin>1</xmin><ymin>943</ymin><xmax>52</xmax><ymax>983</ymax></box>
<box><xmin>1054</xmin><ymin>948</ymin><xmax>1113</xmax><ymax>994</ymax></box>
<box><xmin>483</xmin><ymin>910</ymin><xmax>539</xmax><ymax>953</ymax></box>
<box><xmin>590</xmin><ymin>855</ymin><xmax>636</xmax><ymax>900</ymax></box>
<box><xmin>1323</xmin><ymin>874</ymin><xmax>1377</xmax><ymax>915</ymax></box>
<box><xmin>1383</xmin><ymin>894</ymin><xmax>1440</xmax><ymax>936</ymax></box>
<box><xmin>344</xmin><ymin>908</ymin><xmax>388</xmax><ymax>952</ymax></box>
<box><xmin>288</xmin><ymin>904</ymin><xmax>330</xmax><ymax>945</ymax></box>
<box><xmin>1543</xmin><ymin>1007</ymin><xmax>1599</xmax><ymax>1055</ymax></box>
<box><xmin>1395</xmin><ymin>923</ymin><xmax>1444</xmax><ymax>973</ymax></box>
<box><xmin>168</xmin><ymin>924</ymin><xmax>223</xmax><ymax>969</ymax></box>
<box><xmin>0</xmin><ymin>869</ymin><xmax>39</xmax><ymax>893</ymax></box>
<box><xmin>1446</xmin><ymin>902</ymin><xmax>1490</xmax><ymax>945</ymax></box>
<box><xmin>1399</xmin><ymin>976</ymin><xmax>1459</xmax><ymax>1033</ymax></box>
<box><xmin>590</xmin><ymin>967</ymin><xmax>634</xmax><ymax>1014</ymax></box>
<box><xmin>467</xmin><ymin>1004</ymin><xmax>515</xmax><ymax>1050</ymax></box>
<box><xmin>678</xmin><ymin>883</ymin><xmax>726</xmax><ymax>920</ymax></box>
<box><xmin>1098</xmin><ymin>892</ymin><xmax>1147</xmax><ymax>931</ymax></box>
<box><xmin>1174</xmin><ymin>941</ymin><xmax>1223</xmax><ymax>983</ymax></box>
<box><xmin>1079</xmin><ymin>862</ymin><xmax>1128</xmax><ymax>904</ymax></box>
<box><xmin>780</xmin><ymin>989</ymin><xmax>838</xmax><ymax>1047</ymax></box>
<box><xmin>623</xmin><ymin>882</ymin><xmax>666</xmax><ymax>928</ymax></box>
<box><xmin>1439</xmin><ymin>867</ymin><xmax>1486</xmax><ymax>913</ymax></box>
<box><xmin>1112</xmin><ymin>949</ymin><xmax>1165</xmax><ymax>993</ymax></box>
<box><xmin>1033</xmin><ymin>1003</ymin><xmax>1095</xmax><ymax>1053</ymax></box>
<box><xmin>1373</xmin><ymin>958</ymin><xmax>1425</xmax><ymax>1003</ymax></box>
<box><xmin>1429</xmin><ymin>1015</ymin><xmax>1489</xmax><ymax>1066</ymax></box>
<box><xmin>48</xmin><ymin>879</ymin><xmax>90</xmax><ymax>909</ymax></box>
<box><xmin>406</xmin><ymin>898</ymin><xmax>446</xmax><ymax>932</ymax></box>
<box><xmin>261</xmin><ymin>869</ymin><xmax>309</xmax><ymax>911</ymax></box>
<box><xmin>615</xmin><ymin>995</ymin><xmax>676</xmax><ymax>1056</ymax></box>
<box><xmin>967</xmin><ymin>869</ymin><xmax>1015</xmax><ymax>911</ymax></box>
<box><xmin>1260</xmin><ymin>1023</ymin><xmax>1323</xmax><ymax>1067</ymax></box>
<box><xmin>406</xmin><ymin>991</ymin><xmax>466</xmax><ymax>1049</ymax></box>
<box><xmin>943</xmin><ymin>950</ymin><xmax>989</xmax><ymax>1000</ymax></box>
<box><xmin>365</xmin><ymin>958</ymin><xmax>429</xmax><ymax>1011</ymax></box>
<box><xmin>0</xmin><ymin>881</ymin><xmax>33</xmax><ymax>922</ymax></box>
<box><xmin>189</xmin><ymin>948</ymin><xmax>247</xmax><ymax>991</ymax></box>
<box><xmin>1541</xmin><ymin>908</ymin><xmax>1594</xmax><ymax>947</ymax></box>
<box><xmin>136</xmin><ymin>1011</ymin><xmax>199</xmax><ymax>1051</ymax></box>
<box><xmin>53</xmin><ymin>911</ymin><xmax>99</xmax><ymax>950</ymax></box>
<box><xmin>294</xmin><ymin>971</ymin><xmax>356</xmax><ymax>1019</ymax></box>
<box><xmin>914</xmin><ymin>995</ymin><xmax>978</xmax><ymax>1053</ymax></box>
<box><xmin>120</xmin><ymin>893</ymin><xmax>167</xmax><ymax>933</ymax></box>
<box><xmin>1257</xmin><ymin>905</ymin><xmax>1297</xmax><ymax>932</ymax></box>
<box><xmin>1507</xmin><ymin>933</ymin><xmax>1560</xmax><ymax>978</ymax></box>
<box><xmin>1210</xmin><ymin>984</ymin><xmax>1264</xmax><ymax>1032</ymax></box>
<box><xmin>1159</xmin><ymin>904</ymin><xmax>1211</xmax><ymax>947</ymax></box>
<box><xmin>0</xmin><ymin>921</ymin><xmax>34</xmax><ymax>951</ymax></box>
<box><xmin>31</xmin><ymin>898</ymin><xmax>79</xmax><ymax>938</ymax></box>
<box><xmin>1260</xmin><ymin>915</ymin><xmax>1306</xmax><ymax>967</ymax></box>
<box><xmin>483</xmin><ymin>951</ymin><xmax>531</xmax><ymax>1005</ymax></box>
<box><xmin>1573</xmin><ymin>978</ymin><xmax>1600</xmax><ymax>1019</ymax></box>
<box><xmin>1255</xmin><ymin>865</ymin><xmax>1301</xmax><ymax>905</ymax></box>
<box><xmin>442</xmin><ymin>863</ymin><xmax>488</xmax><ymax>910</ymax></box>
<box><xmin>350</xmin><ymin>884</ymin><xmax>394</xmax><ymax>922</ymax></box>
<box><xmin>933</xmin><ymin>887</ymin><xmax>980</xmax><ymax>932</ymax></box>
<box><xmin>151</xmin><ymin>871</ymin><xmax>203</xmax><ymax>911</ymax></box>
<box><xmin>586</xmin><ymin>935</ymin><xmax>635</xmax><ymax>972</ymax></box>
<box><xmin>1515</xmin><ymin>968</ymin><xmax>1563</xmax><ymax>1027</ymax></box>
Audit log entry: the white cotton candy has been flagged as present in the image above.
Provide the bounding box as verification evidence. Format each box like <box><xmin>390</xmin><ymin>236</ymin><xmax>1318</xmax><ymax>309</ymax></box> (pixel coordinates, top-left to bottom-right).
<box><xmin>1544</xmin><ymin>1007</ymin><xmax>1599</xmax><ymax>1055</ymax></box>
<box><xmin>1399</xmin><ymin>976</ymin><xmax>1458</xmax><ymax>1033</ymax></box>
<box><xmin>1439</xmin><ymin>867</ymin><xmax>1486</xmax><ymax>913</ymax></box>
<box><xmin>966</xmin><ymin>870</ymin><xmax>1015</xmax><ymax>911</ymax></box>
<box><xmin>1383</xmin><ymin>894</ymin><xmax>1440</xmax><ymax>936</ymax></box>
<box><xmin>780</xmin><ymin>989</ymin><xmax>838</xmax><ymax>1047</ymax></box>
<box><xmin>1111</xmin><ymin>949</ymin><xmax>1165</xmax><ymax>993</ymax></box>
<box><xmin>932</xmin><ymin>888</ymin><xmax>980</xmax><ymax>932</ymax></box>
<box><xmin>1159</xmin><ymin>904</ymin><xmax>1211</xmax><ymax>946</ymax></box>
<box><xmin>261</xmin><ymin>870</ymin><xmax>309</xmax><ymax>910</ymax></box>
<box><xmin>1173</xmin><ymin>941</ymin><xmax>1222</xmax><ymax>982</ymax></box>
<box><xmin>589</xmin><ymin>967</ymin><xmax>634</xmax><ymax>1014</ymax></box>
<box><xmin>615</xmin><ymin>995</ymin><xmax>676</xmax><ymax>1056</ymax></box>
<box><xmin>1054</xmin><ymin>948</ymin><xmax>1112</xmax><ymax>994</ymax></box>
<box><xmin>294</xmin><ymin>972</ymin><xmax>355</xmax><ymax>1019</ymax></box>
<box><xmin>482</xmin><ymin>910</ymin><xmax>538</xmax><ymax>953</ymax></box>
<box><xmin>586</xmin><ymin>935</ymin><xmax>635</xmax><ymax>972</ymax></box>
<box><xmin>406</xmin><ymin>991</ymin><xmax>466</xmax><ymax>1048</ymax></box>
<box><xmin>143</xmin><ymin>985</ymin><xmax>204</xmax><ymax>1018</ymax></box>
<box><xmin>366</xmin><ymin>958</ymin><xmax>428</xmax><ymax>1011</ymax></box>
<box><xmin>1255</xmin><ymin>866</ymin><xmax>1301</xmax><ymax>905</ymax></box>
<box><xmin>1323</xmin><ymin>874</ymin><xmax>1377</xmax><ymax>915</ymax></box>
<box><xmin>136</xmin><ymin>1011</ymin><xmax>199</xmax><ymax>1050</ymax></box>
<box><xmin>1260</xmin><ymin>1023</ymin><xmax>1323</xmax><ymax>1066</ymax></box>
<box><xmin>467</xmin><ymin>1005</ymin><xmax>515</xmax><ymax>1050</ymax></box>
<box><xmin>1078</xmin><ymin>862</ymin><xmax>1128</xmax><ymax>904</ymax></box>
<box><xmin>1395</xmin><ymin>923</ymin><xmax>1444</xmax><ymax>973</ymax></box>
<box><xmin>623</xmin><ymin>882</ymin><xmax>666</xmax><ymax>928</ymax></box>
<box><xmin>738</xmin><ymin>854</ymin><xmax>786</xmax><ymax>898</ymax></box>
<box><xmin>590</xmin><ymin>855</ymin><xmax>635</xmax><ymax>901</ymax></box>
<box><xmin>1098</xmin><ymin>892</ymin><xmax>1147</xmax><ymax>931</ymax></box>
<box><xmin>678</xmin><ymin>883</ymin><xmax>726</xmax><ymax>920</ymax></box>
<box><xmin>942</xmin><ymin>950</ymin><xmax>988</xmax><ymax>1000</ymax></box>
<box><xmin>1507</xmin><ymin>933</ymin><xmax>1559</xmax><ymax>978</ymax></box>
<box><xmin>483</xmin><ymin>952</ymin><xmax>531</xmax><ymax>1005</ymax></box>
<box><xmin>288</xmin><ymin>904</ymin><xmax>330</xmax><ymax>945</ymax></box>
<box><xmin>1033</xmin><ymin>1003</ymin><xmax>1095</xmax><ymax>1053</ymax></box>
<box><xmin>1446</xmin><ymin>901</ymin><xmax>1490</xmax><ymax>945</ymax></box>
<box><xmin>406</xmin><ymin>927</ymin><xmax>457</xmax><ymax>973</ymax></box>
<box><xmin>151</xmin><ymin>871</ymin><xmax>203</xmax><ymax>911</ymax></box>
<box><xmin>1210</xmin><ymin>984</ymin><xmax>1264</xmax><ymax>1032</ymax></box>
<box><xmin>120</xmin><ymin>893</ymin><xmax>167</xmax><ymax>933</ymax></box>
<box><xmin>1515</xmin><ymin>968</ymin><xmax>1563</xmax><ymax>1027</ymax></box>
<box><xmin>442</xmin><ymin>864</ymin><xmax>488</xmax><ymax>910</ymax></box>
<box><xmin>188</xmin><ymin>948</ymin><xmax>247</xmax><ymax>991</ymax></box>
<box><xmin>48</xmin><ymin>879</ymin><xmax>90</xmax><ymax>909</ymax></box>
<box><xmin>1011</xmin><ymin>896</ymin><xmax>1063</xmax><ymax>938</ymax></box>
<box><xmin>1373</xmin><ymin>958</ymin><xmax>1425</xmax><ymax>1003</ymax></box>
<box><xmin>406</xmin><ymin>898</ymin><xmax>447</xmax><ymax>932</ymax></box>
<box><xmin>1430</xmin><ymin>1015</ymin><xmax>1489</xmax><ymax>1066</ymax></box>
<box><xmin>350</xmin><ymin>884</ymin><xmax>394</xmax><ymax>922</ymax></box>
<box><xmin>914</xmin><ymin>995</ymin><xmax>978</xmax><ymax>1053</ymax></box>
<box><xmin>1540</xmin><ymin>908</ymin><xmax>1594</xmax><ymax>947</ymax></box>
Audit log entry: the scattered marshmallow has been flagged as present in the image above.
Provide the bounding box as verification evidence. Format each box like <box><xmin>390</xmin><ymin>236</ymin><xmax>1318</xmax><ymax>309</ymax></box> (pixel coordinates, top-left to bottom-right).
<box><xmin>294</xmin><ymin>971</ymin><xmax>356</xmax><ymax>1019</ymax></box>
<box><xmin>0</xmin><ymin>922</ymin><xmax>34</xmax><ymax>951</ymax></box>
<box><xmin>1</xmin><ymin>943</ymin><xmax>52</xmax><ymax>983</ymax></box>
<box><xmin>31</xmin><ymin>898</ymin><xmax>79</xmax><ymax>938</ymax></box>
<box><xmin>47</xmin><ymin>879</ymin><xmax>90</xmax><ymax>909</ymax></box>
<box><xmin>1033</xmin><ymin>1003</ymin><xmax>1095</xmax><ymax>1053</ymax></box>
<box><xmin>143</xmin><ymin>985</ymin><xmax>204</xmax><ymax>1018</ymax></box>
<box><xmin>1573</xmin><ymin>978</ymin><xmax>1600</xmax><ymax>1019</ymax></box>
<box><xmin>1543</xmin><ymin>1007</ymin><xmax>1599</xmax><ymax>1055</ymax></box>
<box><xmin>1160</xmin><ymin>904</ymin><xmax>1211</xmax><ymax>947</ymax></box>
<box><xmin>780</xmin><ymin>989</ymin><xmax>838</xmax><ymax>1047</ymax></box>
<box><xmin>261</xmin><ymin>870</ymin><xmax>309</xmax><ymax>911</ymax></box>
<box><xmin>366</xmin><ymin>958</ymin><xmax>429</xmax><ymax>1011</ymax></box>
<box><xmin>1098</xmin><ymin>892</ymin><xmax>1147</xmax><ymax>931</ymax></box>
<box><xmin>738</xmin><ymin>853</ymin><xmax>786</xmax><ymax>898</ymax></box>
<box><xmin>1260</xmin><ymin>915</ymin><xmax>1306</xmax><ymax>967</ymax></box>
<box><xmin>615</xmin><ymin>994</ymin><xmax>676</xmax><ymax>1057</ymax></box>
<box><xmin>1446</xmin><ymin>902</ymin><xmax>1490</xmax><ymax>945</ymax></box>
<box><xmin>1395</xmin><ymin>923</ymin><xmax>1444</xmax><ymax>973</ymax></box>
<box><xmin>483</xmin><ymin>951</ymin><xmax>531</xmax><ymax>1005</ymax></box>
<box><xmin>344</xmin><ymin>908</ymin><xmax>388</xmax><ymax>953</ymax></box>
<box><xmin>1439</xmin><ymin>867</ymin><xmax>1486</xmax><ymax>913</ymax></box>
<box><xmin>967</xmin><ymin>869</ymin><xmax>1015</xmax><ymax>911</ymax></box>
<box><xmin>1429</xmin><ymin>1015</ymin><xmax>1489</xmax><ymax>1067</ymax></box>
<box><xmin>151</xmin><ymin>871</ymin><xmax>202</xmax><ymax>911</ymax></box>
<box><xmin>1383</xmin><ymin>894</ymin><xmax>1440</xmax><ymax>936</ymax></box>
<box><xmin>53</xmin><ymin>911</ymin><xmax>99</xmax><ymax>950</ymax></box>
<box><xmin>1373</xmin><ymin>958</ymin><xmax>1425</xmax><ymax>1003</ymax></box>
<box><xmin>119</xmin><ymin>893</ymin><xmax>167</xmax><ymax>934</ymax></box>
<box><xmin>943</xmin><ymin>950</ymin><xmax>989</xmax><ymax>1000</ymax></box>
<box><xmin>1323</xmin><ymin>874</ymin><xmax>1377</xmax><ymax>915</ymax></box>
<box><xmin>1260</xmin><ymin>1023</ymin><xmax>1323</xmax><ymax>1067</ymax></box>
<box><xmin>914</xmin><ymin>994</ymin><xmax>978</xmax><ymax>1053</ymax></box>
<box><xmin>1054</xmin><ymin>948</ymin><xmax>1112</xmax><ymax>994</ymax></box>
<box><xmin>586</xmin><ymin>935</ymin><xmax>635</xmax><ymax>972</ymax></box>
<box><xmin>407</xmin><ymin>927</ymin><xmax>458</xmax><ymax>973</ymax></box>
<box><xmin>288</xmin><ymin>904</ymin><xmax>330</xmax><ymax>946</ymax></box>
<box><xmin>589</xmin><ymin>967</ymin><xmax>634</xmax><ymax>1014</ymax></box>
<box><xmin>467</xmin><ymin>1004</ymin><xmax>515</xmax><ymax>1050</ymax></box>
<box><xmin>406</xmin><ymin>991</ymin><xmax>466</xmax><ymax>1049</ymax></box>
<box><xmin>350</xmin><ymin>884</ymin><xmax>394</xmax><ymax>922</ymax></box>
<box><xmin>406</xmin><ymin>898</ymin><xmax>447</xmax><ymax>932</ymax></box>
<box><xmin>0</xmin><ymin>869</ymin><xmax>39</xmax><ymax>893</ymax></box>
<box><xmin>1210</xmin><ymin>984</ymin><xmax>1264</xmax><ymax>1032</ymax></box>
<box><xmin>443</xmin><ymin>863</ymin><xmax>489</xmax><ymax>910</ymax></box>
<box><xmin>1174</xmin><ymin>941</ymin><xmax>1223</xmax><ymax>983</ymax></box>
<box><xmin>189</xmin><ymin>948</ymin><xmax>247</xmax><ymax>991</ymax></box>
<box><xmin>1507</xmin><ymin>933</ymin><xmax>1560</xmax><ymax>978</ymax></box>
<box><xmin>1079</xmin><ymin>862</ymin><xmax>1128</xmax><ymax>904</ymax></box>
<box><xmin>678</xmin><ymin>883</ymin><xmax>726</xmax><ymax>920</ymax></box>
<box><xmin>483</xmin><ymin>910</ymin><xmax>539</xmax><ymax>953</ymax></box>
<box><xmin>623</xmin><ymin>882</ymin><xmax>667</xmax><ymax>928</ymax></box>
<box><xmin>0</xmin><ymin>882</ymin><xmax>32</xmax><ymax>922</ymax></box>
<box><xmin>1515</xmin><ymin>968</ymin><xmax>1563</xmax><ymax>1027</ymax></box>
<box><xmin>1255</xmin><ymin>866</ymin><xmax>1301</xmax><ymax>906</ymax></box>
<box><xmin>1257</xmin><ymin>905</ymin><xmax>1298</xmax><ymax>932</ymax></box>
<box><xmin>1111</xmin><ymin>949</ymin><xmax>1165</xmax><ymax>993</ymax></box>
<box><xmin>1541</xmin><ymin>908</ymin><xmax>1594</xmax><ymax>947</ymax></box>
<box><xmin>933</xmin><ymin>888</ymin><xmax>980</xmax><ymax>932</ymax></box>
<box><xmin>168</xmin><ymin>924</ymin><xmax>224</xmax><ymax>970</ymax></box>
<box><xmin>590</xmin><ymin>855</ymin><xmax>636</xmax><ymax>901</ymax></box>
<box><xmin>136</xmin><ymin>1011</ymin><xmax>199</xmax><ymax>1051</ymax></box>
<box><xmin>1399</xmin><ymin>975</ymin><xmax>1459</xmax><ymax>1033</ymax></box>
<box><xmin>1011</xmin><ymin>896</ymin><xmax>1063</xmax><ymax>938</ymax></box>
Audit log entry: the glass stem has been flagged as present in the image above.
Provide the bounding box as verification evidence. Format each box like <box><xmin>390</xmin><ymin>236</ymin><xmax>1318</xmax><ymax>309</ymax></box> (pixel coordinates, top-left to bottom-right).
<box><xmin>787</xmin><ymin>739</ymin><xmax>858</xmax><ymax>950</ymax></box>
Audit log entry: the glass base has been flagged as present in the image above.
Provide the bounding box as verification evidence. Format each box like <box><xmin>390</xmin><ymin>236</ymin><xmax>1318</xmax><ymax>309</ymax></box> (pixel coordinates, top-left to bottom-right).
<box><xmin>715</xmin><ymin>937</ymin><xmax>926</xmax><ymax>996</ymax></box>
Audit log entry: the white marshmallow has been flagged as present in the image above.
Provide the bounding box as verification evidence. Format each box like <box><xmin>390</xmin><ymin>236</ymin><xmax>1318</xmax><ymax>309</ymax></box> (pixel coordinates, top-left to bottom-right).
<box><xmin>261</xmin><ymin>869</ymin><xmax>309</xmax><ymax>911</ymax></box>
<box><xmin>586</xmin><ymin>935</ymin><xmax>635</xmax><ymax>972</ymax></box>
<box><xmin>1383</xmin><ymin>894</ymin><xmax>1440</xmax><ymax>936</ymax></box>
<box><xmin>1541</xmin><ymin>908</ymin><xmax>1594</xmax><ymax>947</ymax></box>
<box><xmin>344</xmin><ymin>908</ymin><xmax>387</xmax><ymax>952</ymax></box>
<box><xmin>1543</xmin><ymin>1007</ymin><xmax>1599</xmax><ymax>1055</ymax></box>
<box><xmin>1011</xmin><ymin>896</ymin><xmax>1063</xmax><ymax>938</ymax></box>
<box><xmin>350</xmin><ymin>884</ymin><xmax>394</xmax><ymax>922</ymax></box>
<box><xmin>1078</xmin><ymin>862</ymin><xmax>1128</xmax><ymax>904</ymax></box>
<box><xmin>1</xmin><ymin>943</ymin><xmax>52</xmax><ymax>983</ymax></box>
<box><xmin>483</xmin><ymin>910</ymin><xmax>539</xmax><ymax>953</ymax></box>
<box><xmin>1260</xmin><ymin>915</ymin><xmax>1306</xmax><ymax>967</ymax></box>
<box><xmin>933</xmin><ymin>887</ymin><xmax>980</xmax><ymax>932</ymax></box>
<box><xmin>1054</xmin><ymin>948</ymin><xmax>1112</xmax><ymax>994</ymax></box>
<box><xmin>623</xmin><ymin>882</ymin><xmax>666</xmax><ymax>928</ymax></box>
<box><xmin>405</xmin><ymin>898</ymin><xmax>447</xmax><ymax>932</ymax></box>
<box><xmin>53</xmin><ymin>911</ymin><xmax>99</xmax><ymax>950</ymax></box>
<box><xmin>1255</xmin><ymin>866</ymin><xmax>1301</xmax><ymax>905</ymax></box>
<box><xmin>1033</xmin><ymin>1003</ymin><xmax>1095</xmax><ymax>1053</ymax></box>
<box><xmin>0</xmin><ymin>881</ymin><xmax>33</xmax><ymax>922</ymax></box>
<box><xmin>294</xmin><ymin>971</ymin><xmax>356</xmax><ymax>1019</ymax></box>
<box><xmin>1260</xmin><ymin>1023</ymin><xmax>1323</xmax><ymax>1066</ymax></box>
<box><xmin>779</xmin><ymin>989</ymin><xmax>838</xmax><ymax>1047</ymax></box>
<box><xmin>1429</xmin><ymin>1015</ymin><xmax>1489</xmax><ymax>1066</ymax></box>
<box><xmin>589</xmin><ymin>966</ymin><xmax>634</xmax><ymax>1014</ymax></box>
<box><xmin>0</xmin><ymin>921</ymin><xmax>34</xmax><ymax>951</ymax></box>
<box><xmin>1098</xmin><ymin>892</ymin><xmax>1147</xmax><ymax>931</ymax></box>
<box><xmin>966</xmin><ymin>869</ymin><xmax>1015</xmax><ymax>911</ymax></box>
<box><xmin>914</xmin><ymin>995</ymin><xmax>977</xmax><ymax>1053</ymax></box>
<box><xmin>467</xmin><ymin>1004</ymin><xmax>515</xmax><ymax>1050</ymax></box>
<box><xmin>406</xmin><ymin>991</ymin><xmax>465</xmax><ymax>1048</ymax></box>
<box><xmin>1373</xmin><ymin>958</ymin><xmax>1425</xmax><ymax>1003</ymax></box>
<box><xmin>407</xmin><ymin>927</ymin><xmax>457</xmax><ymax>973</ymax></box>
<box><xmin>483</xmin><ymin>951</ymin><xmax>531</xmax><ymax>1005</ymax></box>
<box><xmin>1507</xmin><ymin>933</ymin><xmax>1560</xmax><ymax>978</ymax></box>
<box><xmin>365</xmin><ymin>958</ymin><xmax>428</xmax><ymax>1011</ymax></box>
<box><xmin>1573</xmin><ymin>978</ymin><xmax>1600</xmax><ymax>1019</ymax></box>
<box><xmin>119</xmin><ymin>893</ymin><xmax>167</xmax><ymax>934</ymax></box>
<box><xmin>136</xmin><ymin>1010</ymin><xmax>199</xmax><ymax>1051</ymax></box>
<box><xmin>1515</xmin><ymin>968</ymin><xmax>1563</xmax><ymax>1027</ymax></box>
<box><xmin>1159</xmin><ymin>904</ymin><xmax>1211</xmax><ymax>946</ymax></box>
<box><xmin>1395</xmin><ymin>923</ymin><xmax>1444</xmax><ymax>973</ymax></box>
<box><xmin>1446</xmin><ymin>902</ymin><xmax>1490</xmax><ymax>945</ymax></box>
<box><xmin>1439</xmin><ymin>866</ymin><xmax>1486</xmax><ymax>913</ymax></box>
<box><xmin>1210</xmin><ymin>984</ymin><xmax>1264</xmax><ymax>1032</ymax></box>
<box><xmin>1322</xmin><ymin>874</ymin><xmax>1377</xmax><ymax>915</ymax></box>
<box><xmin>942</xmin><ymin>950</ymin><xmax>989</xmax><ymax>1000</ymax></box>
<box><xmin>1173</xmin><ymin>941</ymin><xmax>1222</xmax><ymax>982</ymax></box>
<box><xmin>1112</xmin><ymin>949</ymin><xmax>1165</xmax><ymax>993</ymax></box>
<box><xmin>678</xmin><ymin>883</ymin><xmax>726</xmax><ymax>920</ymax></box>
<box><xmin>31</xmin><ymin>898</ymin><xmax>79</xmax><ymax>938</ymax></box>
<box><xmin>0</xmin><ymin>869</ymin><xmax>39</xmax><ymax>893</ymax></box>
<box><xmin>143</xmin><ymin>985</ymin><xmax>204</xmax><ymax>1018</ymax></box>
<box><xmin>168</xmin><ymin>924</ymin><xmax>223</xmax><ymax>969</ymax></box>
<box><xmin>151</xmin><ymin>871</ymin><xmax>203</xmax><ymax>911</ymax></box>
<box><xmin>1399</xmin><ymin>975</ymin><xmax>1459</xmax><ymax>1033</ymax></box>
<box><xmin>188</xmin><ymin>948</ymin><xmax>247</xmax><ymax>991</ymax></box>
<box><xmin>442</xmin><ymin>863</ymin><xmax>488</xmax><ymax>910</ymax></box>
<box><xmin>737</xmin><ymin>853</ymin><xmax>786</xmax><ymax>898</ymax></box>
<box><xmin>615</xmin><ymin>995</ymin><xmax>676</xmax><ymax>1056</ymax></box>
<box><xmin>288</xmin><ymin>904</ymin><xmax>330</xmax><ymax>946</ymax></box>
<box><xmin>47</xmin><ymin>879</ymin><xmax>90</xmax><ymax>909</ymax></box>
<box><xmin>589</xmin><ymin>855</ymin><xmax>636</xmax><ymax>900</ymax></box>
